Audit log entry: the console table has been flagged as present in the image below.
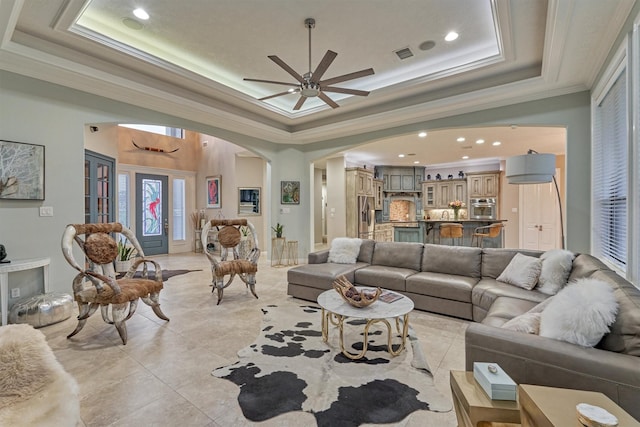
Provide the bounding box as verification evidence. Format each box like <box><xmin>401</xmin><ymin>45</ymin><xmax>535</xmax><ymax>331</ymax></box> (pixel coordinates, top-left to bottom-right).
<box><xmin>0</xmin><ymin>257</ymin><xmax>51</xmax><ymax>325</ymax></box>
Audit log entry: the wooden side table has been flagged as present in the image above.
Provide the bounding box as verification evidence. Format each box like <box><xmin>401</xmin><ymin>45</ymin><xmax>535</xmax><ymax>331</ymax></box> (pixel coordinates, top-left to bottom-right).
<box><xmin>518</xmin><ymin>384</ymin><xmax>640</xmax><ymax>427</ymax></box>
<box><xmin>450</xmin><ymin>370</ymin><xmax>520</xmax><ymax>427</ymax></box>
<box><xmin>271</xmin><ymin>237</ymin><xmax>286</xmax><ymax>267</ymax></box>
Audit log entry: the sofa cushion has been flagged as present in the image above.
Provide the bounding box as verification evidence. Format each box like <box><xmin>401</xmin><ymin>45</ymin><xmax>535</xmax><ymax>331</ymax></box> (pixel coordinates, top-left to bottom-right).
<box><xmin>354</xmin><ymin>265</ymin><xmax>416</xmax><ymax>292</ymax></box>
<box><xmin>357</xmin><ymin>239</ymin><xmax>376</xmax><ymax>264</ymax></box>
<box><xmin>591</xmin><ymin>270</ymin><xmax>640</xmax><ymax>356</ymax></box>
<box><xmin>481</xmin><ymin>248</ymin><xmax>543</xmax><ymax>279</ymax></box>
<box><xmin>328</xmin><ymin>237</ymin><xmax>362</xmax><ymax>264</ymax></box>
<box><xmin>472</xmin><ymin>278</ymin><xmax>548</xmax><ymax>313</ymax></box>
<box><xmin>421</xmin><ymin>244</ymin><xmax>482</xmax><ymax>278</ymax></box>
<box><xmin>537</xmin><ymin>249</ymin><xmax>576</xmax><ymax>295</ymax></box>
<box><xmin>496</xmin><ymin>253</ymin><xmax>543</xmax><ymax>290</ymax></box>
<box><xmin>540</xmin><ymin>278</ymin><xmax>618</xmax><ymax>347</ymax></box>
<box><xmin>567</xmin><ymin>253</ymin><xmax>610</xmax><ymax>282</ymax></box>
<box><xmin>406</xmin><ymin>272</ymin><xmax>477</xmax><ymax>303</ymax></box>
<box><xmin>287</xmin><ymin>262</ymin><xmax>368</xmax><ymax>291</ymax></box>
<box><xmin>481</xmin><ymin>296</ymin><xmax>540</xmax><ymax>326</ymax></box>
<box><xmin>370</xmin><ymin>242</ymin><xmax>423</xmax><ymax>271</ymax></box>
<box><xmin>500</xmin><ymin>298</ymin><xmax>553</xmax><ymax>333</ymax></box>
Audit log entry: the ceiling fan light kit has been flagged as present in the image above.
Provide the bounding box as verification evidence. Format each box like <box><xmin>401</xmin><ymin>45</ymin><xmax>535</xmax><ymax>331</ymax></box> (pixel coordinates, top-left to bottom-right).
<box><xmin>244</xmin><ymin>18</ymin><xmax>374</xmax><ymax>110</ymax></box>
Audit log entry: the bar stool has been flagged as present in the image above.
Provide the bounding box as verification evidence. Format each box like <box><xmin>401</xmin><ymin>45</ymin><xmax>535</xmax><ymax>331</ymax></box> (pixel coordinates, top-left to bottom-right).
<box><xmin>471</xmin><ymin>223</ymin><xmax>504</xmax><ymax>248</ymax></box>
<box><xmin>439</xmin><ymin>223</ymin><xmax>463</xmax><ymax>245</ymax></box>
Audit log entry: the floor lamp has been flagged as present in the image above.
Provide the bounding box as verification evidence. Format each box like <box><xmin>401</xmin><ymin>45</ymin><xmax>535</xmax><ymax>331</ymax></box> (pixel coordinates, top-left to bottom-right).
<box><xmin>505</xmin><ymin>149</ymin><xmax>565</xmax><ymax>249</ymax></box>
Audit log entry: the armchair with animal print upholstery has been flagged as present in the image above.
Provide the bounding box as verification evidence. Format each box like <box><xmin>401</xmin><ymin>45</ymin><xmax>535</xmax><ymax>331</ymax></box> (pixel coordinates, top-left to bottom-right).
<box><xmin>201</xmin><ymin>219</ymin><xmax>260</xmax><ymax>304</ymax></box>
<box><xmin>61</xmin><ymin>222</ymin><xmax>169</xmax><ymax>345</ymax></box>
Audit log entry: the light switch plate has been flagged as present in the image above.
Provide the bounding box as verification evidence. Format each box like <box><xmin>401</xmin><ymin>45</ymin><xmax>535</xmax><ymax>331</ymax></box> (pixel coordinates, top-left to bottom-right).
<box><xmin>39</xmin><ymin>206</ymin><xmax>54</xmax><ymax>217</ymax></box>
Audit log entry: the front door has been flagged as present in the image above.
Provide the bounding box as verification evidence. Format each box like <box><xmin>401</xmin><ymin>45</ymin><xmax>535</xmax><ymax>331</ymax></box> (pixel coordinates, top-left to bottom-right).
<box><xmin>135</xmin><ymin>173</ymin><xmax>168</xmax><ymax>255</ymax></box>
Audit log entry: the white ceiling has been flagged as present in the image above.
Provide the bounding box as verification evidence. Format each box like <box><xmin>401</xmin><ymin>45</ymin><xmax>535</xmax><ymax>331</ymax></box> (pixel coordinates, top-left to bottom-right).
<box><xmin>0</xmin><ymin>0</ymin><xmax>635</xmax><ymax>165</ymax></box>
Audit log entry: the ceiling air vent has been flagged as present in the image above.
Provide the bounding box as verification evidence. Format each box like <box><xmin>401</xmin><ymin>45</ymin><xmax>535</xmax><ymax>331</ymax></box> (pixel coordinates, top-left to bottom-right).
<box><xmin>394</xmin><ymin>47</ymin><xmax>414</xmax><ymax>60</ymax></box>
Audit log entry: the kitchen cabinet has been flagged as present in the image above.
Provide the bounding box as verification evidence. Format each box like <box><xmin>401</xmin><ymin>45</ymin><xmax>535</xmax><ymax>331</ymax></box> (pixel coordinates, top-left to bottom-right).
<box><xmin>423</xmin><ymin>183</ymin><xmax>436</xmax><ymax>208</ymax></box>
<box><xmin>467</xmin><ymin>173</ymin><xmax>499</xmax><ymax>198</ymax></box>
<box><xmin>381</xmin><ymin>198</ymin><xmax>390</xmax><ymax>222</ymax></box>
<box><xmin>346</xmin><ymin>167</ymin><xmax>374</xmax><ymax>197</ymax></box>
<box><xmin>376</xmin><ymin>166</ymin><xmax>424</xmax><ymax>192</ymax></box>
<box><xmin>345</xmin><ymin>167</ymin><xmax>374</xmax><ymax>237</ymax></box>
<box><xmin>374</xmin><ymin>179</ymin><xmax>383</xmax><ymax>209</ymax></box>
<box><xmin>423</xmin><ymin>179</ymin><xmax>467</xmax><ymax>209</ymax></box>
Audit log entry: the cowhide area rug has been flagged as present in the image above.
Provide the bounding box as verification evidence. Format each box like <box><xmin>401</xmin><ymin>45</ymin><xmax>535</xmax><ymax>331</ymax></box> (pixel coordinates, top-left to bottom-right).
<box><xmin>212</xmin><ymin>305</ymin><xmax>452</xmax><ymax>426</ymax></box>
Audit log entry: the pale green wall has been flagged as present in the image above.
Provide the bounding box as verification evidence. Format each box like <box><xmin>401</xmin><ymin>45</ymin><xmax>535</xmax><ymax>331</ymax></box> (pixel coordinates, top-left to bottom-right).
<box><xmin>0</xmin><ymin>69</ymin><xmax>591</xmax><ymax>304</ymax></box>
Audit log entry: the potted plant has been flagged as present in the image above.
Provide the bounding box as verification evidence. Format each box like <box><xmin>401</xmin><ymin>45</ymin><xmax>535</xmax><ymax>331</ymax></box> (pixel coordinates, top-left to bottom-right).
<box><xmin>115</xmin><ymin>238</ymin><xmax>136</xmax><ymax>273</ymax></box>
<box><xmin>272</xmin><ymin>223</ymin><xmax>284</xmax><ymax>238</ymax></box>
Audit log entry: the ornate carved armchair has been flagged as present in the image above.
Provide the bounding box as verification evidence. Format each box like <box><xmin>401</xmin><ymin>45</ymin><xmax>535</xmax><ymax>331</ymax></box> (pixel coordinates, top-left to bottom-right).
<box><xmin>201</xmin><ymin>219</ymin><xmax>260</xmax><ymax>304</ymax></box>
<box><xmin>61</xmin><ymin>223</ymin><xmax>169</xmax><ymax>345</ymax></box>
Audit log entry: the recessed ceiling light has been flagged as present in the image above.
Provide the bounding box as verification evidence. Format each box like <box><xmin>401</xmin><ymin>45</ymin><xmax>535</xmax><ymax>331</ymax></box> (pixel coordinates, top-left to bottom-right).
<box><xmin>445</xmin><ymin>31</ymin><xmax>459</xmax><ymax>42</ymax></box>
<box><xmin>462</xmin><ymin>155</ymin><xmax>469</xmax><ymax>160</ymax></box>
<box><xmin>418</xmin><ymin>131</ymin><xmax>427</xmax><ymax>138</ymax></box>
<box><xmin>398</xmin><ymin>154</ymin><xmax>405</xmax><ymax>158</ymax></box>
<box><xmin>457</xmin><ymin>137</ymin><xmax>465</xmax><ymax>142</ymax></box>
<box><xmin>476</xmin><ymin>139</ymin><xmax>485</xmax><ymax>144</ymax></box>
<box><xmin>492</xmin><ymin>141</ymin><xmax>501</xmax><ymax>146</ymax></box>
<box><xmin>133</xmin><ymin>8</ymin><xmax>150</xmax><ymax>20</ymax></box>
<box><xmin>413</xmin><ymin>161</ymin><xmax>420</xmax><ymax>164</ymax></box>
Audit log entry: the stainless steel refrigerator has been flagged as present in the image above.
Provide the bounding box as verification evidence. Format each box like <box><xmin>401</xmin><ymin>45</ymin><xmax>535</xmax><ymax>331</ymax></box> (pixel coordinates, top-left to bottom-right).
<box><xmin>358</xmin><ymin>195</ymin><xmax>375</xmax><ymax>239</ymax></box>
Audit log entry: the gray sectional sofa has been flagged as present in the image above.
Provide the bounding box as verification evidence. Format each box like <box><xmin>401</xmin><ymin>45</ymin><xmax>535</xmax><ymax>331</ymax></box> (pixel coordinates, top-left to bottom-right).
<box><xmin>286</xmin><ymin>240</ymin><xmax>640</xmax><ymax>420</ymax></box>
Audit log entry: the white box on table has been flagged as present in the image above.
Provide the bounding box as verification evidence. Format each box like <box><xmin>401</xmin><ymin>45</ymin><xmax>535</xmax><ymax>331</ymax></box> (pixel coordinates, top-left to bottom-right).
<box><xmin>473</xmin><ymin>362</ymin><xmax>517</xmax><ymax>401</ymax></box>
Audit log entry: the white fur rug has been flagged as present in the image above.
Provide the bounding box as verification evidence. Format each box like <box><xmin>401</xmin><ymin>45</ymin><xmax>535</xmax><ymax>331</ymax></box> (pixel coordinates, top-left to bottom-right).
<box><xmin>0</xmin><ymin>324</ymin><xmax>80</xmax><ymax>426</ymax></box>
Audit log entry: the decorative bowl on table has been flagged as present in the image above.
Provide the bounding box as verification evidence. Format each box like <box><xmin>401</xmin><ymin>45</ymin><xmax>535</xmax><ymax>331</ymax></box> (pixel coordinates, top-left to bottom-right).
<box><xmin>332</xmin><ymin>275</ymin><xmax>381</xmax><ymax>308</ymax></box>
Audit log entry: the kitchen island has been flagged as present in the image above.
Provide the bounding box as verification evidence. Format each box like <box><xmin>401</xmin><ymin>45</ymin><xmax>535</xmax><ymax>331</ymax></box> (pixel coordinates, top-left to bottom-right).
<box><xmin>391</xmin><ymin>219</ymin><xmax>506</xmax><ymax>247</ymax></box>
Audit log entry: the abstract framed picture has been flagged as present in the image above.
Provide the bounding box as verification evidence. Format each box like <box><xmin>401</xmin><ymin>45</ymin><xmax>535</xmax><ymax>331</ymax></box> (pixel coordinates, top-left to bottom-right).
<box><xmin>281</xmin><ymin>180</ymin><xmax>300</xmax><ymax>205</ymax></box>
<box><xmin>206</xmin><ymin>175</ymin><xmax>221</xmax><ymax>208</ymax></box>
<box><xmin>0</xmin><ymin>140</ymin><xmax>45</xmax><ymax>200</ymax></box>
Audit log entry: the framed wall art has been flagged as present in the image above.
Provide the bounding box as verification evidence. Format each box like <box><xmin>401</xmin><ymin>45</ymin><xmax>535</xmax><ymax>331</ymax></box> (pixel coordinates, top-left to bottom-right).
<box><xmin>0</xmin><ymin>140</ymin><xmax>45</xmax><ymax>200</ymax></box>
<box><xmin>206</xmin><ymin>175</ymin><xmax>221</xmax><ymax>208</ymax></box>
<box><xmin>281</xmin><ymin>180</ymin><xmax>300</xmax><ymax>205</ymax></box>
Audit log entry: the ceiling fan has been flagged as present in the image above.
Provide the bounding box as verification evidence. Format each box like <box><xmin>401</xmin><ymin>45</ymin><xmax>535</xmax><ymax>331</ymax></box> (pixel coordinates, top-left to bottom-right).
<box><xmin>244</xmin><ymin>18</ymin><xmax>374</xmax><ymax>110</ymax></box>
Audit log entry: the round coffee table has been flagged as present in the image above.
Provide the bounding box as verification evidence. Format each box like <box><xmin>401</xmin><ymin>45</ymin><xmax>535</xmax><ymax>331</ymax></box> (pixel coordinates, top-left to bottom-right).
<box><xmin>317</xmin><ymin>287</ymin><xmax>414</xmax><ymax>360</ymax></box>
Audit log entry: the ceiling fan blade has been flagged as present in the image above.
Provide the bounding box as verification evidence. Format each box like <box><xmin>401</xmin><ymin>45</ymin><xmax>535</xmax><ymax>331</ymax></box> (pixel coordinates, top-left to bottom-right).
<box><xmin>258</xmin><ymin>90</ymin><xmax>296</xmax><ymax>101</ymax></box>
<box><xmin>322</xmin><ymin>86</ymin><xmax>370</xmax><ymax>96</ymax></box>
<box><xmin>310</xmin><ymin>50</ymin><xmax>338</xmax><ymax>83</ymax></box>
<box><xmin>244</xmin><ymin>78</ymin><xmax>299</xmax><ymax>87</ymax></box>
<box><xmin>320</xmin><ymin>68</ymin><xmax>375</xmax><ymax>86</ymax></box>
<box><xmin>293</xmin><ymin>96</ymin><xmax>307</xmax><ymax>110</ymax></box>
<box><xmin>268</xmin><ymin>55</ymin><xmax>305</xmax><ymax>84</ymax></box>
<box><xmin>318</xmin><ymin>92</ymin><xmax>339</xmax><ymax>109</ymax></box>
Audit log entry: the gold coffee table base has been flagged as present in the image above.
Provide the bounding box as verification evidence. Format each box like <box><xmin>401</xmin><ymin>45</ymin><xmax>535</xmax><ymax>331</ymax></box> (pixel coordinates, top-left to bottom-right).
<box><xmin>321</xmin><ymin>308</ymin><xmax>410</xmax><ymax>360</ymax></box>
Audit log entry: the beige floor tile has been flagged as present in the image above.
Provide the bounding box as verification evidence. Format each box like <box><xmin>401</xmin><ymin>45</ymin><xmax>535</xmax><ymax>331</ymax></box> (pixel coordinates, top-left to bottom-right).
<box><xmin>39</xmin><ymin>252</ymin><xmax>468</xmax><ymax>426</ymax></box>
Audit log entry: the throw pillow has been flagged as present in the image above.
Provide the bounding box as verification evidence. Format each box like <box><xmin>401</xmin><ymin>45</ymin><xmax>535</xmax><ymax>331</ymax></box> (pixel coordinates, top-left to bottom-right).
<box><xmin>501</xmin><ymin>298</ymin><xmax>553</xmax><ymax>334</ymax></box>
<box><xmin>537</xmin><ymin>249</ymin><xmax>576</xmax><ymax>295</ymax></box>
<box><xmin>502</xmin><ymin>312</ymin><xmax>542</xmax><ymax>334</ymax></box>
<box><xmin>496</xmin><ymin>253</ymin><xmax>542</xmax><ymax>290</ymax></box>
<box><xmin>539</xmin><ymin>278</ymin><xmax>618</xmax><ymax>347</ymax></box>
<box><xmin>328</xmin><ymin>238</ymin><xmax>363</xmax><ymax>264</ymax></box>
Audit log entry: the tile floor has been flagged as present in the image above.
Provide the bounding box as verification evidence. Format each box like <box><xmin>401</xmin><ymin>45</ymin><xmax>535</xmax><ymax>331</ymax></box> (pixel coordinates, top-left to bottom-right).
<box><xmin>41</xmin><ymin>251</ymin><xmax>468</xmax><ymax>426</ymax></box>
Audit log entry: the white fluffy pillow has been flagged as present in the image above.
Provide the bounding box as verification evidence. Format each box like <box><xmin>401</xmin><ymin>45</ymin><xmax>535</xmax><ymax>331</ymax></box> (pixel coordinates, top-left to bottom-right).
<box><xmin>502</xmin><ymin>298</ymin><xmax>553</xmax><ymax>334</ymax></box>
<box><xmin>539</xmin><ymin>278</ymin><xmax>618</xmax><ymax>347</ymax></box>
<box><xmin>537</xmin><ymin>249</ymin><xmax>576</xmax><ymax>295</ymax></box>
<box><xmin>496</xmin><ymin>253</ymin><xmax>543</xmax><ymax>290</ymax></box>
<box><xmin>328</xmin><ymin>238</ymin><xmax>363</xmax><ymax>264</ymax></box>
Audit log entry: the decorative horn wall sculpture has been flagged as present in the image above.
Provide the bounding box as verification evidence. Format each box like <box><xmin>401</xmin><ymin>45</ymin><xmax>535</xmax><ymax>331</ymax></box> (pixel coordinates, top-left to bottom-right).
<box><xmin>131</xmin><ymin>139</ymin><xmax>180</xmax><ymax>153</ymax></box>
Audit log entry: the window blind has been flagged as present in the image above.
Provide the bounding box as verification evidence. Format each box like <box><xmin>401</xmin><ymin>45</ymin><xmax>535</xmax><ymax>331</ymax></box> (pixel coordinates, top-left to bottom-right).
<box><xmin>593</xmin><ymin>69</ymin><xmax>628</xmax><ymax>271</ymax></box>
